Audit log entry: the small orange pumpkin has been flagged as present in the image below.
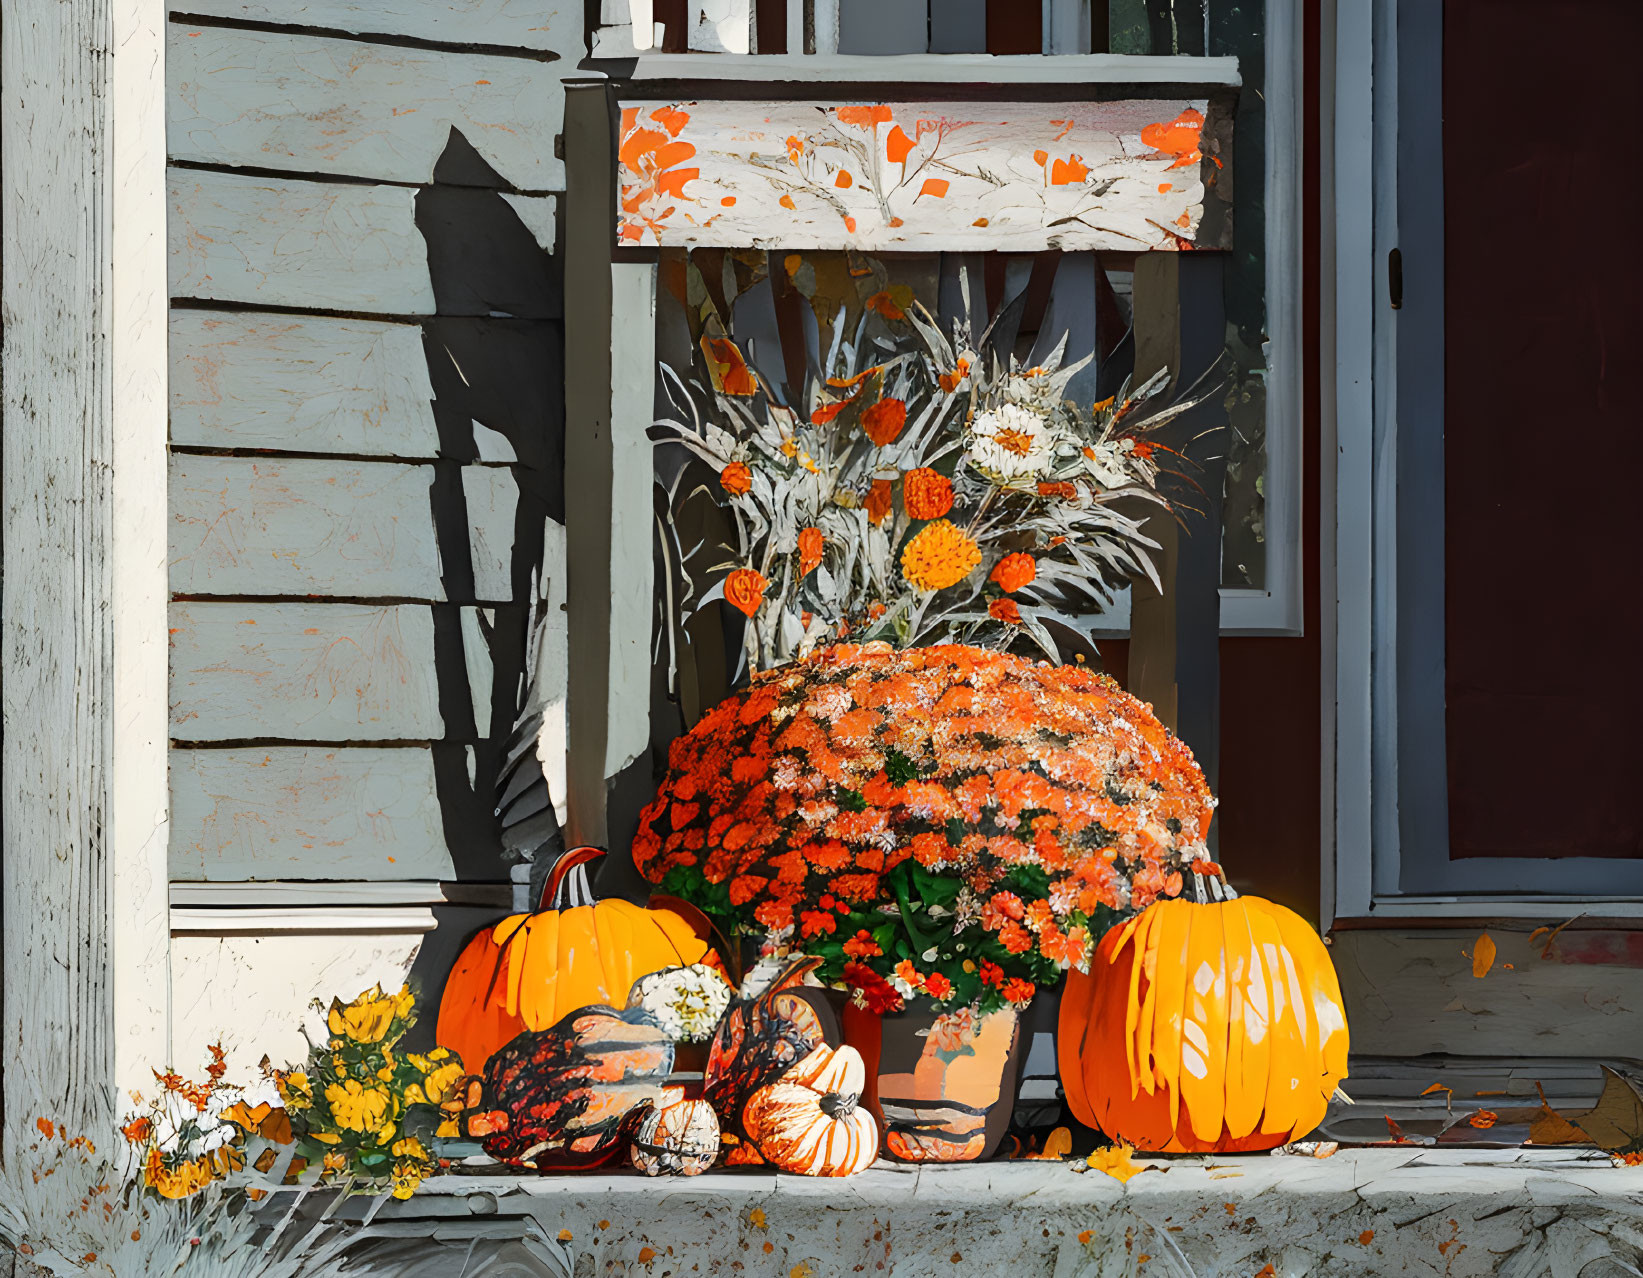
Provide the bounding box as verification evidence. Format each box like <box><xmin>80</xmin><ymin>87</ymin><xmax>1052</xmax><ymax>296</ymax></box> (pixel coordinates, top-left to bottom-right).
<box><xmin>1059</xmin><ymin>895</ymin><xmax>1349</xmax><ymax>1153</ymax></box>
<box><xmin>744</xmin><ymin>1043</ymin><xmax>879</xmax><ymax>1177</ymax></box>
<box><xmin>436</xmin><ymin>847</ymin><xmax>711</xmax><ymax>1076</ymax></box>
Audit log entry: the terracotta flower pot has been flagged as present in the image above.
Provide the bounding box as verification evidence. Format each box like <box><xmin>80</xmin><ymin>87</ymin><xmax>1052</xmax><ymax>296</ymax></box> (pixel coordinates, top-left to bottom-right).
<box><xmin>842</xmin><ymin>997</ymin><xmax>1029</xmax><ymax>1163</ymax></box>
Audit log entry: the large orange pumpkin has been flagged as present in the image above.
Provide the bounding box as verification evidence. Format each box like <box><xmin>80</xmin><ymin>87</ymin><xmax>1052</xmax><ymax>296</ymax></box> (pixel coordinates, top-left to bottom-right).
<box><xmin>437</xmin><ymin>846</ymin><xmax>711</xmax><ymax>1076</ymax></box>
<box><xmin>1058</xmin><ymin>895</ymin><xmax>1348</xmax><ymax>1152</ymax></box>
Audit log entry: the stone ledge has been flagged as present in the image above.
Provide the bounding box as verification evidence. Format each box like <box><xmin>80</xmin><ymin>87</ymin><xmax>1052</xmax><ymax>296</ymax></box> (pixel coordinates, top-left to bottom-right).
<box><xmin>272</xmin><ymin>1150</ymin><xmax>1643</xmax><ymax>1277</ymax></box>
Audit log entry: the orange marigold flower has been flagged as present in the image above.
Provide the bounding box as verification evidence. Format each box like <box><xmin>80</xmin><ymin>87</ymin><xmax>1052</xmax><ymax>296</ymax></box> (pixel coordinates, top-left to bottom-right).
<box><xmin>979</xmin><ymin>960</ymin><xmax>1005</xmax><ymax>987</ymax></box>
<box><xmin>797</xmin><ymin>526</ymin><xmax>824</xmax><ymax>577</ymax></box>
<box><xmin>799</xmin><ymin>910</ymin><xmax>838</xmax><ymax>939</ymax></box>
<box><xmin>36</xmin><ymin>1118</ymin><xmax>54</xmax><ymax>1139</ymax></box>
<box><xmin>902</xmin><ymin>467</ymin><xmax>954</xmax><ymax>520</ymax></box>
<box><xmin>1037</xmin><ymin>481</ymin><xmax>1078</xmax><ymax>500</ymax></box>
<box><xmin>989</xmin><ymin>598</ymin><xmax>1022</xmax><ymax>625</ymax></box>
<box><xmin>842</xmin><ymin>929</ymin><xmax>882</xmax><ymax>959</ymax></box>
<box><xmin>1002</xmin><ymin>978</ymin><xmax>1036</xmax><ymax>1004</ymax></box>
<box><xmin>1468</xmin><ymin>1110</ymin><xmax>1498</xmax><ymax>1130</ymax></box>
<box><xmin>753</xmin><ymin>899</ymin><xmax>794</xmax><ymax>931</ymax></box>
<box><xmin>728</xmin><ymin>874</ymin><xmax>769</xmax><ymax>905</ymax></box>
<box><xmin>720</xmin><ymin>461</ymin><xmax>752</xmax><ymax>496</ymax></box>
<box><xmin>999</xmin><ymin>921</ymin><xmax>1034</xmax><ymax>954</ymax></box>
<box><xmin>864</xmin><ymin>479</ymin><xmax>894</xmax><ymax>526</ymax></box>
<box><xmin>894</xmin><ymin>959</ymin><xmax>923</xmax><ymax>988</ymax></box>
<box><xmin>724</xmin><ymin>568</ymin><xmax>768</xmax><ymax>619</ymax></box>
<box><xmin>922</xmin><ymin>972</ymin><xmax>953</xmax><ymax>1000</ymax></box>
<box><xmin>862</xmin><ymin>397</ymin><xmax>908</xmax><ymax>447</ymax></box>
<box><xmin>121</xmin><ymin>1117</ymin><xmax>152</xmax><ymax>1145</ymax></box>
<box><xmin>901</xmin><ymin>520</ymin><xmax>980</xmax><ymax>592</ymax></box>
<box><xmin>991</xmin><ymin>552</ymin><xmax>1037</xmax><ymax>593</ymax></box>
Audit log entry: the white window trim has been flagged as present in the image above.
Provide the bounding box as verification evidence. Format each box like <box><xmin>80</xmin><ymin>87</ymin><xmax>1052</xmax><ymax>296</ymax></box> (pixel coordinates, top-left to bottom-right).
<box><xmin>1325</xmin><ymin>0</ymin><xmax>1643</xmax><ymax>923</ymax></box>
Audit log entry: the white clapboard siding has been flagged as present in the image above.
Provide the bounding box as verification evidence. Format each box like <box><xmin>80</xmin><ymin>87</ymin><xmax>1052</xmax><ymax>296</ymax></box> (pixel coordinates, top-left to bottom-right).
<box><xmin>169</xmin><ymin>455</ymin><xmax>523</xmax><ymax>600</ymax></box>
<box><xmin>171</xmin><ymin>0</ymin><xmax>580</xmax><ymax>54</ymax></box>
<box><xmin>170</xmin><ymin>746</ymin><xmax>453</xmax><ymax>880</ymax></box>
<box><xmin>168</xmin><ymin>24</ymin><xmax>563</xmax><ymax>190</ymax></box>
<box><xmin>170</xmin><ymin>168</ymin><xmax>434</xmax><ymax>312</ymax></box>
<box><xmin>170</xmin><ymin>454</ymin><xmax>443</xmax><ymax>597</ymax></box>
<box><xmin>170</xmin><ymin>601</ymin><xmax>445</xmax><ymax>740</ymax></box>
<box><xmin>170</xmin><ymin>917</ymin><xmax>430</xmax><ymax>1076</ymax></box>
<box><xmin>169</xmin><ymin>309</ymin><xmax>440</xmax><ymax>457</ymax></box>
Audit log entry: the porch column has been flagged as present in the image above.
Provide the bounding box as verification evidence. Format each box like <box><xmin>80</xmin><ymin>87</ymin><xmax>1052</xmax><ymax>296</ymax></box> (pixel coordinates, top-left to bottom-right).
<box><xmin>1</xmin><ymin>0</ymin><xmax>172</xmax><ymax>1136</ymax></box>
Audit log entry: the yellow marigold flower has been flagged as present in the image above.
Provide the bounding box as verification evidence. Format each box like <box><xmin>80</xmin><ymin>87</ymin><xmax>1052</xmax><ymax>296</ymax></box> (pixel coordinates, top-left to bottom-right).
<box><xmin>277</xmin><ymin>1070</ymin><xmax>312</xmax><ymax>1110</ymax></box>
<box><xmin>391</xmin><ymin>1136</ymin><xmax>428</xmax><ymax>1163</ymax></box>
<box><xmin>391</xmin><ymin>1166</ymin><xmax>423</xmax><ymax>1200</ymax></box>
<box><xmin>328</xmin><ymin>985</ymin><xmax>400</xmax><ymax>1044</ymax></box>
<box><xmin>324</xmin><ymin>1079</ymin><xmax>393</xmax><ymax>1134</ymax></box>
<box><xmin>901</xmin><ymin>520</ymin><xmax>981</xmax><ymax>592</ymax></box>
<box><xmin>322</xmin><ymin>1151</ymin><xmax>348</xmax><ymax>1174</ymax></box>
<box><xmin>436</xmin><ymin>1117</ymin><xmax>460</xmax><ymax>1139</ymax></box>
<box><xmin>420</xmin><ymin>1061</ymin><xmax>466</xmax><ymax>1107</ymax></box>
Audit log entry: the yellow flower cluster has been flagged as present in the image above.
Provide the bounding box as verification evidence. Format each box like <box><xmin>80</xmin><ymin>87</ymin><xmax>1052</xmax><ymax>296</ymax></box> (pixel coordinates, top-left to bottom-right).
<box><xmin>283</xmin><ymin>984</ymin><xmax>466</xmax><ymax>1200</ymax></box>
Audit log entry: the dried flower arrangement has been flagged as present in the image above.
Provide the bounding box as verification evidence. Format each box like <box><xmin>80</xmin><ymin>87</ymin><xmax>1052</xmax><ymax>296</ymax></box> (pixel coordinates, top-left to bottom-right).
<box><xmin>633</xmin><ymin>643</ymin><xmax>1217</xmax><ymax>1013</ymax></box>
<box><xmin>655</xmin><ymin>261</ymin><xmax>1210</xmax><ymax>673</ymax></box>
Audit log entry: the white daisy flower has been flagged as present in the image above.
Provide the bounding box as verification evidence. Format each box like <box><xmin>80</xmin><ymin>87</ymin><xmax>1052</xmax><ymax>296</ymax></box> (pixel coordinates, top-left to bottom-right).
<box><xmin>967</xmin><ymin>403</ymin><xmax>1057</xmax><ymax>482</ymax></box>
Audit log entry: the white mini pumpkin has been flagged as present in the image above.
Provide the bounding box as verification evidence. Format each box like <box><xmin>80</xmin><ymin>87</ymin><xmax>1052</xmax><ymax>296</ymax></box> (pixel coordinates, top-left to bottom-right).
<box><xmin>630</xmin><ymin>1090</ymin><xmax>720</xmax><ymax>1177</ymax></box>
<box><xmin>743</xmin><ymin>1043</ymin><xmax>878</xmax><ymax>1177</ymax></box>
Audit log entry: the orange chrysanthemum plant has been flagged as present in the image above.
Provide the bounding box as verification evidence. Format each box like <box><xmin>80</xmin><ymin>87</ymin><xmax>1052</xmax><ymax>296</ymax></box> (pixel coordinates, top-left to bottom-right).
<box><xmin>654</xmin><ymin>252</ymin><xmax>1212</xmax><ymax>674</ymax></box>
<box><xmin>633</xmin><ymin>643</ymin><xmax>1217</xmax><ymax>1013</ymax></box>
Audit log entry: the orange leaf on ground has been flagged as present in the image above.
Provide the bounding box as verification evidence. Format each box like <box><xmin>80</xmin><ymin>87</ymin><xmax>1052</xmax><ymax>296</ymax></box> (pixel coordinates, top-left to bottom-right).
<box><xmin>1468</xmin><ymin>1110</ymin><xmax>1498</xmax><ymax>1129</ymax></box>
<box><xmin>918</xmin><ymin>178</ymin><xmax>950</xmax><ymax>199</ymax></box>
<box><xmin>1471</xmin><ymin>933</ymin><xmax>1497</xmax><ymax>977</ymax></box>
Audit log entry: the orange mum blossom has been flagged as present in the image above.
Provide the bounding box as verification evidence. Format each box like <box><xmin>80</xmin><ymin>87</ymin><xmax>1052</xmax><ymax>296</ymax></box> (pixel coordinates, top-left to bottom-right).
<box><xmin>991</xmin><ymin>552</ymin><xmax>1036</xmax><ymax>593</ymax></box>
<box><xmin>797</xmin><ymin>526</ymin><xmax>824</xmax><ymax>577</ymax></box>
<box><xmin>632</xmin><ymin>644</ymin><xmax>1215</xmax><ymax>1014</ymax></box>
<box><xmin>724</xmin><ymin>568</ymin><xmax>768</xmax><ymax>619</ymax></box>
<box><xmin>863</xmin><ymin>397</ymin><xmax>908</xmax><ymax>446</ymax></box>
<box><xmin>989</xmin><ymin>598</ymin><xmax>1022</xmax><ymax>625</ymax></box>
<box><xmin>864</xmin><ymin>479</ymin><xmax>894</xmax><ymax>526</ymax></box>
<box><xmin>901</xmin><ymin>467</ymin><xmax>954</xmax><ymax>520</ymax></box>
<box><xmin>720</xmin><ymin>460</ymin><xmax>752</xmax><ymax>496</ymax></box>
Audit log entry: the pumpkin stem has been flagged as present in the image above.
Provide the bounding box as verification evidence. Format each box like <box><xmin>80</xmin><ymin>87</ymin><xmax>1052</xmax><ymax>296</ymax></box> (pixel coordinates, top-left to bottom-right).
<box><xmin>819</xmin><ymin>1090</ymin><xmax>857</xmax><ymax>1120</ymax></box>
<box><xmin>543</xmin><ymin>845</ymin><xmax>606</xmax><ymax>911</ymax></box>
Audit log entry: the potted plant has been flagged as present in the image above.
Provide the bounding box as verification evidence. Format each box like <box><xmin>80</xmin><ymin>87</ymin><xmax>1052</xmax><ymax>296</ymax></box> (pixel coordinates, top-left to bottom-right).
<box><xmin>643</xmin><ymin>255</ymin><xmax>1221</xmax><ymax>1161</ymax></box>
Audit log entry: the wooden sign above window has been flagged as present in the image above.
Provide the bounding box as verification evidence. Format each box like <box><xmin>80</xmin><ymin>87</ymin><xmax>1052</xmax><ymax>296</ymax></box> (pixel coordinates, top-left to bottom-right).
<box><xmin>616</xmin><ymin>97</ymin><xmax>1231</xmax><ymax>252</ymax></box>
